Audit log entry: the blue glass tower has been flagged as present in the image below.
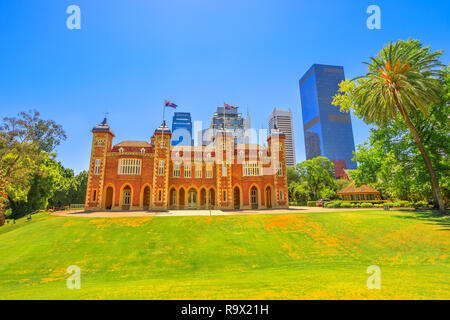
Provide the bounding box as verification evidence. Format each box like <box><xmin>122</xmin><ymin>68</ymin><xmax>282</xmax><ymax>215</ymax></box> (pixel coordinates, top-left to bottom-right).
<box><xmin>171</xmin><ymin>112</ymin><xmax>193</xmax><ymax>146</ymax></box>
<box><xmin>299</xmin><ymin>64</ymin><xmax>357</xmax><ymax>177</ymax></box>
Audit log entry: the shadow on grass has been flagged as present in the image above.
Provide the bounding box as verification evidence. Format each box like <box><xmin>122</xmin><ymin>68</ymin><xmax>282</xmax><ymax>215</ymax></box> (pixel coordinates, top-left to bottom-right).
<box><xmin>392</xmin><ymin>209</ymin><xmax>450</xmax><ymax>231</ymax></box>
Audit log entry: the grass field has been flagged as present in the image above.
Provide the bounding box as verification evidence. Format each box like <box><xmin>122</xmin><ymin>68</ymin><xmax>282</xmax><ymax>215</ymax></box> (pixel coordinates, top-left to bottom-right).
<box><xmin>0</xmin><ymin>210</ymin><xmax>449</xmax><ymax>299</ymax></box>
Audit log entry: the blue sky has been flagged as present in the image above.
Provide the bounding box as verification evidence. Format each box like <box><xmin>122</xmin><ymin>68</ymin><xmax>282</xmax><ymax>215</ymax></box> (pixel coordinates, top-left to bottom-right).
<box><xmin>1</xmin><ymin>0</ymin><xmax>449</xmax><ymax>173</ymax></box>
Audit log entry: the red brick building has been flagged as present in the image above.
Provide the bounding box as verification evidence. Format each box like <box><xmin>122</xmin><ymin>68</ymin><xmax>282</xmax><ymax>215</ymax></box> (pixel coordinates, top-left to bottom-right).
<box><xmin>85</xmin><ymin>118</ymin><xmax>289</xmax><ymax>210</ymax></box>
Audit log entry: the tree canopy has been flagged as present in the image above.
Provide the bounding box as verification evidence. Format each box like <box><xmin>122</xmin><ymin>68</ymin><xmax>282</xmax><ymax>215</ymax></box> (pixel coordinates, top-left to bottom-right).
<box><xmin>333</xmin><ymin>39</ymin><xmax>448</xmax><ymax>213</ymax></box>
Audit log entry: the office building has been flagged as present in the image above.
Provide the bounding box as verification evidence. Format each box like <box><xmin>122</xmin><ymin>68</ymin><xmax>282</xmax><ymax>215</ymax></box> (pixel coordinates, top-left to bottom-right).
<box><xmin>269</xmin><ymin>108</ymin><xmax>296</xmax><ymax>167</ymax></box>
<box><xmin>211</xmin><ymin>107</ymin><xmax>245</xmax><ymax>144</ymax></box>
<box><xmin>299</xmin><ymin>64</ymin><xmax>357</xmax><ymax>178</ymax></box>
<box><xmin>171</xmin><ymin>112</ymin><xmax>193</xmax><ymax>146</ymax></box>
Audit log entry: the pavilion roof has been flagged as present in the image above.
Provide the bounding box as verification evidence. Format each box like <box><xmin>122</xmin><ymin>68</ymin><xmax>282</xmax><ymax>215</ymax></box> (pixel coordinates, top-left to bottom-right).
<box><xmin>337</xmin><ymin>182</ymin><xmax>380</xmax><ymax>195</ymax></box>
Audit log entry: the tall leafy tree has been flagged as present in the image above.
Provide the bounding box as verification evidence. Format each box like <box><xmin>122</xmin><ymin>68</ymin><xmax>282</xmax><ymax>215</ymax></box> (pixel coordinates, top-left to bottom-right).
<box><xmin>333</xmin><ymin>39</ymin><xmax>447</xmax><ymax>213</ymax></box>
<box><xmin>295</xmin><ymin>157</ymin><xmax>337</xmax><ymax>201</ymax></box>
<box><xmin>0</xmin><ymin>111</ymin><xmax>66</xmax><ymax>220</ymax></box>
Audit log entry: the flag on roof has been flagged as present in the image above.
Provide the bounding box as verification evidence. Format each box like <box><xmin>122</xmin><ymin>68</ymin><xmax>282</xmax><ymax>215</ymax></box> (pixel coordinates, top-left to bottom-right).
<box><xmin>165</xmin><ymin>100</ymin><xmax>178</xmax><ymax>108</ymax></box>
<box><xmin>224</xmin><ymin>102</ymin><xmax>238</xmax><ymax>110</ymax></box>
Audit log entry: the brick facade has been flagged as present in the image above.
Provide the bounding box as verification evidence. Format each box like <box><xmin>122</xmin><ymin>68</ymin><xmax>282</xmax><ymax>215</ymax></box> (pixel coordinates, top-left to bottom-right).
<box><xmin>85</xmin><ymin>119</ymin><xmax>289</xmax><ymax>211</ymax></box>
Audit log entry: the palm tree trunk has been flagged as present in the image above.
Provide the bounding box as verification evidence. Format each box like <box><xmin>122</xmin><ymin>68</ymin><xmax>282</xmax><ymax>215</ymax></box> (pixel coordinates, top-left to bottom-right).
<box><xmin>395</xmin><ymin>101</ymin><xmax>446</xmax><ymax>214</ymax></box>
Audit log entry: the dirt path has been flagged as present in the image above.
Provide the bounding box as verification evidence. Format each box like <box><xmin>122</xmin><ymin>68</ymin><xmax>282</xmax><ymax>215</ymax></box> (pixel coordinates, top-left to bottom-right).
<box><xmin>50</xmin><ymin>207</ymin><xmax>381</xmax><ymax>218</ymax></box>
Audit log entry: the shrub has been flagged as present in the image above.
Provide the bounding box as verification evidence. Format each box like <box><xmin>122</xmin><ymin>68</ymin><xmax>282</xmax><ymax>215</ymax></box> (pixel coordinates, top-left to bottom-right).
<box><xmin>413</xmin><ymin>201</ymin><xmax>428</xmax><ymax>209</ymax></box>
<box><xmin>326</xmin><ymin>202</ymin><xmax>341</xmax><ymax>208</ymax></box>
<box><xmin>307</xmin><ymin>201</ymin><xmax>316</xmax><ymax>207</ymax></box>
<box><xmin>361</xmin><ymin>203</ymin><xmax>374</xmax><ymax>208</ymax></box>
<box><xmin>340</xmin><ymin>202</ymin><xmax>352</xmax><ymax>208</ymax></box>
<box><xmin>397</xmin><ymin>201</ymin><xmax>411</xmax><ymax>207</ymax></box>
<box><xmin>391</xmin><ymin>201</ymin><xmax>410</xmax><ymax>208</ymax></box>
<box><xmin>350</xmin><ymin>203</ymin><xmax>361</xmax><ymax>208</ymax></box>
<box><xmin>289</xmin><ymin>201</ymin><xmax>307</xmax><ymax>207</ymax></box>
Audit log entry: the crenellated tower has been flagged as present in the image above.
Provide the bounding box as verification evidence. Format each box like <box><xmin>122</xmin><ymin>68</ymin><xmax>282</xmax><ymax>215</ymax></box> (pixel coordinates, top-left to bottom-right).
<box><xmin>85</xmin><ymin>118</ymin><xmax>114</xmax><ymax>210</ymax></box>
<box><xmin>151</xmin><ymin>121</ymin><xmax>172</xmax><ymax>209</ymax></box>
<box><xmin>215</xmin><ymin>127</ymin><xmax>233</xmax><ymax>209</ymax></box>
<box><xmin>267</xmin><ymin>124</ymin><xmax>288</xmax><ymax>208</ymax></box>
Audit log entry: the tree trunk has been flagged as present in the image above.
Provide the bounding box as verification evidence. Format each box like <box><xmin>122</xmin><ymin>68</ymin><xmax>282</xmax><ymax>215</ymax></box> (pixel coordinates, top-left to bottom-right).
<box><xmin>0</xmin><ymin>185</ymin><xmax>5</xmax><ymax>227</ymax></box>
<box><xmin>395</xmin><ymin>101</ymin><xmax>446</xmax><ymax>214</ymax></box>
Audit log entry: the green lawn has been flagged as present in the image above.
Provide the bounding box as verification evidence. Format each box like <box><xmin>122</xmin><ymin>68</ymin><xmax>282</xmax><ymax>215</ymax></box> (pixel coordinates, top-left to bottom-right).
<box><xmin>0</xmin><ymin>210</ymin><xmax>449</xmax><ymax>299</ymax></box>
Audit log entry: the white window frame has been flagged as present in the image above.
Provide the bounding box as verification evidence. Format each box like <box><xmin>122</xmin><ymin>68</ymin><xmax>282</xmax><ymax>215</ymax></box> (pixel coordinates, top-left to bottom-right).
<box><xmin>173</xmin><ymin>163</ymin><xmax>180</xmax><ymax>177</ymax></box>
<box><xmin>94</xmin><ymin>159</ymin><xmax>101</xmax><ymax>175</ymax></box>
<box><xmin>277</xmin><ymin>162</ymin><xmax>283</xmax><ymax>176</ymax></box>
<box><xmin>195</xmin><ymin>163</ymin><xmax>202</xmax><ymax>178</ymax></box>
<box><xmin>118</xmin><ymin>159</ymin><xmax>142</xmax><ymax>175</ymax></box>
<box><xmin>243</xmin><ymin>161</ymin><xmax>261</xmax><ymax>176</ymax></box>
<box><xmin>206</xmin><ymin>164</ymin><xmax>213</xmax><ymax>178</ymax></box>
<box><xmin>222</xmin><ymin>162</ymin><xmax>227</xmax><ymax>176</ymax></box>
<box><xmin>158</xmin><ymin>160</ymin><xmax>164</xmax><ymax>176</ymax></box>
<box><xmin>184</xmin><ymin>163</ymin><xmax>192</xmax><ymax>178</ymax></box>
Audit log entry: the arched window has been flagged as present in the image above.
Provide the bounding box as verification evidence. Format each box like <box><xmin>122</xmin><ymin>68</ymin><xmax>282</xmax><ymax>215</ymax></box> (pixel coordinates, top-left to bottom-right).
<box><xmin>119</xmin><ymin>147</ymin><xmax>124</xmax><ymax>153</ymax></box>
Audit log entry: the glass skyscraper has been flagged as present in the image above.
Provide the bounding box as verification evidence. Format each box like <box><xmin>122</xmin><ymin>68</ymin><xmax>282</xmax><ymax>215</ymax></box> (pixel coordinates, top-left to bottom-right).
<box><xmin>299</xmin><ymin>64</ymin><xmax>357</xmax><ymax>178</ymax></box>
<box><xmin>211</xmin><ymin>107</ymin><xmax>245</xmax><ymax>144</ymax></box>
<box><xmin>171</xmin><ymin>112</ymin><xmax>193</xmax><ymax>146</ymax></box>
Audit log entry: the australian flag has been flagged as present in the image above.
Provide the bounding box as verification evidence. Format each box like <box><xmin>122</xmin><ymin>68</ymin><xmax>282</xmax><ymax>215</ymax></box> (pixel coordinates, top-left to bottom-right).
<box><xmin>165</xmin><ymin>100</ymin><xmax>178</xmax><ymax>108</ymax></box>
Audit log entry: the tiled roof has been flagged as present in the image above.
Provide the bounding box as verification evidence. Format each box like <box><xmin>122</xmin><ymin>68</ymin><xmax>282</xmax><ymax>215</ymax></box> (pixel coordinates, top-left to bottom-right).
<box><xmin>92</xmin><ymin>118</ymin><xmax>114</xmax><ymax>135</ymax></box>
<box><xmin>154</xmin><ymin>121</ymin><xmax>171</xmax><ymax>133</ymax></box>
<box><xmin>114</xmin><ymin>141</ymin><xmax>151</xmax><ymax>147</ymax></box>
<box><xmin>337</xmin><ymin>182</ymin><xmax>380</xmax><ymax>194</ymax></box>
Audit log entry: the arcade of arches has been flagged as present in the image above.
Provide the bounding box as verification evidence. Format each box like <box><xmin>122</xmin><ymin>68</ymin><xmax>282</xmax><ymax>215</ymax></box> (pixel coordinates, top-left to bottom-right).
<box><xmin>102</xmin><ymin>183</ymin><xmax>282</xmax><ymax>210</ymax></box>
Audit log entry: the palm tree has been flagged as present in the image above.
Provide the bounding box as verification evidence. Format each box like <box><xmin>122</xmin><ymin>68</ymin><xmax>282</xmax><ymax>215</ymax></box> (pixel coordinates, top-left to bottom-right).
<box><xmin>353</xmin><ymin>39</ymin><xmax>445</xmax><ymax>213</ymax></box>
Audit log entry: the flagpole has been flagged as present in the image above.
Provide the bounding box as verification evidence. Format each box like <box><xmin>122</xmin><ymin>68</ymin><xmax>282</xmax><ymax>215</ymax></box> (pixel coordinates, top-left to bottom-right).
<box><xmin>162</xmin><ymin>102</ymin><xmax>165</xmax><ymax>149</ymax></box>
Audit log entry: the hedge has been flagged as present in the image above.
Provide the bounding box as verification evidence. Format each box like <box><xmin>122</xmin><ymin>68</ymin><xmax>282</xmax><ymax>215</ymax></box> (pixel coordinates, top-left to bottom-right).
<box><xmin>325</xmin><ymin>202</ymin><xmax>341</xmax><ymax>208</ymax></box>
<box><xmin>413</xmin><ymin>201</ymin><xmax>428</xmax><ymax>209</ymax></box>
<box><xmin>289</xmin><ymin>201</ymin><xmax>307</xmax><ymax>206</ymax></box>
<box><xmin>307</xmin><ymin>201</ymin><xmax>317</xmax><ymax>207</ymax></box>
<box><xmin>360</xmin><ymin>203</ymin><xmax>374</xmax><ymax>208</ymax></box>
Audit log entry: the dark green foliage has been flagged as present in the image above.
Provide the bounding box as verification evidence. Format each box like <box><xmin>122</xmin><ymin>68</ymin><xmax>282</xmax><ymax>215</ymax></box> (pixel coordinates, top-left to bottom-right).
<box><xmin>288</xmin><ymin>157</ymin><xmax>340</xmax><ymax>203</ymax></box>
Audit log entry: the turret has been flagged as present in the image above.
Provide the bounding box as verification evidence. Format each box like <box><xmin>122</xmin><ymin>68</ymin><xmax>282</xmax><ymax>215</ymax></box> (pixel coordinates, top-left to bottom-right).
<box><xmin>151</xmin><ymin>121</ymin><xmax>172</xmax><ymax>208</ymax></box>
<box><xmin>214</xmin><ymin>127</ymin><xmax>233</xmax><ymax>208</ymax></box>
<box><xmin>267</xmin><ymin>124</ymin><xmax>288</xmax><ymax>207</ymax></box>
<box><xmin>85</xmin><ymin>118</ymin><xmax>115</xmax><ymax>210</ymax></box>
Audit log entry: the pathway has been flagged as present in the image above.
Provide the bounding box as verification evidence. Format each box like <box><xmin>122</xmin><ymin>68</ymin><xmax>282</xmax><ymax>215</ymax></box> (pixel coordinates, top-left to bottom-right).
<box><xmin>50</xmin><ymin>206</ymin><xmax>381</xmax><ymax>218</ymax></box>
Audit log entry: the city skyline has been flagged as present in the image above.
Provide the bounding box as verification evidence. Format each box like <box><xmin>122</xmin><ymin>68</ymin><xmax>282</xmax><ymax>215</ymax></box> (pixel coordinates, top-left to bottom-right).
<box><xmin>1</xmin><ymin>1</ymin><xmax>449</xmax><ymax>173</ymax></box>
